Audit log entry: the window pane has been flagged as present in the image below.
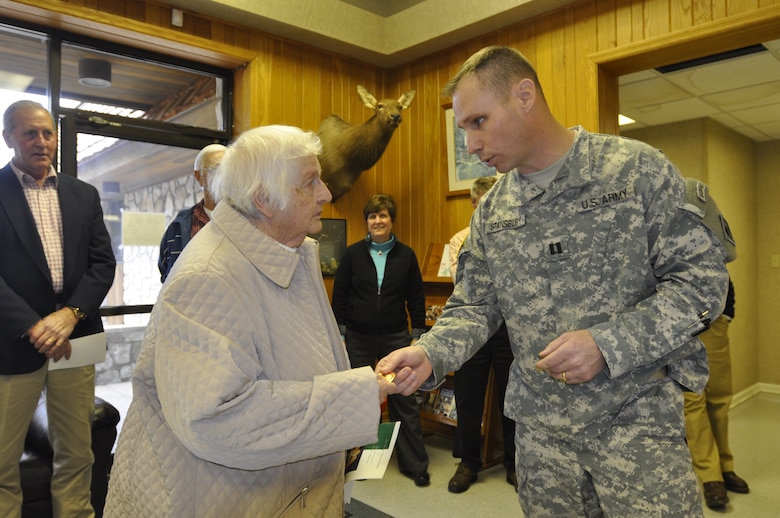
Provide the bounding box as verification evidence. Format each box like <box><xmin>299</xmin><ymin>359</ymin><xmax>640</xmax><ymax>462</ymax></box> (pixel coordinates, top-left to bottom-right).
<box><xmin>0</xmin><ymin>24</ymin><xmax>49</xmax><ymax>166</ymax></box>
<box><xmin>61</xmin><ymin>43</ymin><xmax>224</xmax><ymax>131</ymax></box>
<box><xmin>77</xmin><ymin>133</ymin><xmax>201</xmax><ymax>325</ymax></box>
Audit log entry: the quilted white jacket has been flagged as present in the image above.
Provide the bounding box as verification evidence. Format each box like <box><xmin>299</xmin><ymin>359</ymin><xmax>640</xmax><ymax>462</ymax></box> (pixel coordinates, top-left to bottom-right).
<box><xmin>104</xmin><ymin>203</ymin><xmax>380</xmax><ymax>517</ymax></box>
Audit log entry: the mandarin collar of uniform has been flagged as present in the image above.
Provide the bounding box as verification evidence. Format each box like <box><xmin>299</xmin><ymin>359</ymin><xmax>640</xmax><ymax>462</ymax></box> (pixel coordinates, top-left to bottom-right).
<box><xmin>487</xmin><ymin>126</ymin><xmax>591</xmax><ymax>211</ymax></box>
<box><xmin>547</xmin><ymin>125</ymin><xmax>593</xmax><ymax>192</ymax></box>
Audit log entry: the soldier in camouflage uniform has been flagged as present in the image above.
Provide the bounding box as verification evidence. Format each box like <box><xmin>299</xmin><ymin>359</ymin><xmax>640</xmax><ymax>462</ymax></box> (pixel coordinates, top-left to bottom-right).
<box><xmin>378</xmin><ymin>46</ymin><xmax>733</xmax><ymax>517</ymax></box>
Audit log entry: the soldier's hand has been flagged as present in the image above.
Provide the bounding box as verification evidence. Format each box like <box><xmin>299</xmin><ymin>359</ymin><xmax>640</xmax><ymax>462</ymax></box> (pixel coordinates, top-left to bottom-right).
<box><xmin>535</xmin><ymin>330</ymin><xmax>606</xmax><ymax>384</ymax></box>
<box><xmin>376</xmin><ymin>346</ymin><xmax>431</xmax><ymax>396</ymax></box>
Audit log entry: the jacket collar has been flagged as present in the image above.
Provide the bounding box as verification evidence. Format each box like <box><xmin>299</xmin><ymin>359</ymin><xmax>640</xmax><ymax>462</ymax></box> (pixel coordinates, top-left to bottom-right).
<box><xmin>210</xmin><ymin>202</ymin><xmax>318</xmax><ymax>289</ymax></box>
<box><xmin>502</xmin><ymin>126</ymin><xmax>594</xmax><ymax>206</ymax></box>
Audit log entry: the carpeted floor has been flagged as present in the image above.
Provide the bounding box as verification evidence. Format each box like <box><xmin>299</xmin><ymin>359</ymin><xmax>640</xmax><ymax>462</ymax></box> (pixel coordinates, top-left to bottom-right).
<box><xmin>344</xmin><ymin>499</ymin><xmax>394</xmax><ymax>518</ymax></box>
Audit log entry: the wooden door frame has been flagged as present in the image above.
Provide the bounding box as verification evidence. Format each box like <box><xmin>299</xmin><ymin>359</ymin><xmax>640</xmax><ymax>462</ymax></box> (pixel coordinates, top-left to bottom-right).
<box><xmin>588</xmin><ymin>4</ymin><xmax>780</xmax><ymax>135</ymax></box>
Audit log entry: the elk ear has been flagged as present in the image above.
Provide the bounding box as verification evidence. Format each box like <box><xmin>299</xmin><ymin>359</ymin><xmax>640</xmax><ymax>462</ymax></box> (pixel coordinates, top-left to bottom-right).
<box><xmin>398</xmin><ymin>90</ymin><xmax>416</xmax><ymax>109</ymax></box>
<box><xmin>357</xmin><ymin>85</ymin><xmax>377</xmax><ymax>109</ymax></box>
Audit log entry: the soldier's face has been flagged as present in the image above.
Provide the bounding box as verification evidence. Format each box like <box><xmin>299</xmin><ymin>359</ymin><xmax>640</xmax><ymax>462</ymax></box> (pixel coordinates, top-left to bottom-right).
<box><xmin>452</xmin><ymin>74</ymin><xmax>529</xmax><ymax>174</ymax></box>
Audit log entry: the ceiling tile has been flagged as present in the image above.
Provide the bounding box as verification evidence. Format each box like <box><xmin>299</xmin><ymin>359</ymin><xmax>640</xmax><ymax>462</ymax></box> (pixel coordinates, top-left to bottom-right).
<box><xmin>619</xmin><ymin>69</ymin><xmax>656</xmax><ymax>85</ymax></box>
<box><xmin>629</xmin><ymin>97</ymin><xmax>720</xmax><ymax>126</ymax></box>
<box><xmin>701</xmin><ymin>81</ymin><xmax>780</xmax><ymax>112</ymax></box>
<box><xmin>619</xmin><ymin>76</ymin><xmax>690</xmax><ymax>108</ymax></box>
<box><xmin>731</xmin><ymin>103</ymin><xmax>780</xmax><ymax>126</ymax></box>
<box><xmin>752</xmin><ymin>120</ymin><xmax>780</xmax><ymax>140</ymax></box>
<box><xmin>662</xmin><ymin>52</ymin><xmax>780</xmax><ymax>96</ymax></box>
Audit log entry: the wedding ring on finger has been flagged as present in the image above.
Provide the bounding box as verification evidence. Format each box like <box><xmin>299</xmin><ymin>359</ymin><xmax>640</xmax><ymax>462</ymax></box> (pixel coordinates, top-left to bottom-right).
<box><xmin>382</xmin><ymin>372</ymin><xmax>396</xmax><ymax>383</ymax></box>
<box><xmin>561</xmin><ymin>371</ymin><xmax>568</xmax><ymax>383</ymax></box>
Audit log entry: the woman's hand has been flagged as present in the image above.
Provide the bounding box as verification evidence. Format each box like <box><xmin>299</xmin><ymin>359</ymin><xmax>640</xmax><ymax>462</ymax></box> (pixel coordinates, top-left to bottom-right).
<box><xmin>377</xmin><ymin>371</ymin><xmax>397</xmax><ymax>404</ymax></box>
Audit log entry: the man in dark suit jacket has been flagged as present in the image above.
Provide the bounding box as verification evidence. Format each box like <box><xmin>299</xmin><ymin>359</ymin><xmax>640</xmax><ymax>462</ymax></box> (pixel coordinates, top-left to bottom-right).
<box><xmin>0</xmin><ymin>100</ymin><xmax>115</xmax><ymax>517</ymax></box>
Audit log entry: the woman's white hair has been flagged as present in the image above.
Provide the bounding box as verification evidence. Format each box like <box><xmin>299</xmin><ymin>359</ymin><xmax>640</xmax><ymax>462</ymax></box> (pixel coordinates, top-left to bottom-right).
<box><xmin>212</xmin><ymin>125</ymin><xmax>322</xmax><ymax>218</ymax></box>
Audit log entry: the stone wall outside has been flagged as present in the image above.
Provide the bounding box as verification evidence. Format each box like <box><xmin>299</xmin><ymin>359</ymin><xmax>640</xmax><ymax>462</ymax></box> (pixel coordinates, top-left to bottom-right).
<box><xmin>95</xmin><ymin>162</ymin><xmax>202</xmax><ymax>386</ymax></box>
<box><xmin>96</xmin><ymin>324</ymin><xmax>146</xmax><ymax>385</ymax></box>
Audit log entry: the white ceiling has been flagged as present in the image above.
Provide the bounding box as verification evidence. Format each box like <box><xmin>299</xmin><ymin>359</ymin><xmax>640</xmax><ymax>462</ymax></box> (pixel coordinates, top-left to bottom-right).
<box><xmin>158</xmin><ymin>0</ymin><xmax>780</xmax><ymax>142</ymax></box>
<box><xmin>620</xmin><ymin>39</ymin><xmax>780</xmax><ymax>142</ymax></box>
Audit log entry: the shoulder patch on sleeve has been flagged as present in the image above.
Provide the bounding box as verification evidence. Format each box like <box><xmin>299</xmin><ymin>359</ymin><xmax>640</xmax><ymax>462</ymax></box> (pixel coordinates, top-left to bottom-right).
<box><xmin>682</xmin><ymin>178</ymin><xmax>737</xmax><ymax>262</ymax></box>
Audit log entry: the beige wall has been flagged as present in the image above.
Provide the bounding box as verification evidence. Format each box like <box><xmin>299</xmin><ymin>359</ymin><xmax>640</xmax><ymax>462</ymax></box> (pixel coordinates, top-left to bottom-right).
<box><xmin>623</xmin><ymin>120</ymin><xmax>708</xmax><ymax>179</ymax></box>
<box><xmin>707</xmin><ymin>122</ymin><xmax>761</xmax><ymax>391</ymax></box>
<box><xmin>757</xmin><ymin>141</ymin><xmax>780</xmax><ymax>386</ymax></box>
<box><xmin>623</xmin><ymin>120</ymin><xmax>767</xmax><ymax>393</ymax></box>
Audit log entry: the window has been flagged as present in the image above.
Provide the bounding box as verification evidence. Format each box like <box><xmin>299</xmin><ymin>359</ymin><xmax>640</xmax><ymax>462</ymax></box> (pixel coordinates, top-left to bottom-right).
<box><xmin>0</xmin><ymin>24</ymin><xmax>48</xmax><ymax>166</ymax></box>
<box><xmin>0</xmin><ymin>19</ymin><xmax>232</xmax><ymax>325</ymax></box>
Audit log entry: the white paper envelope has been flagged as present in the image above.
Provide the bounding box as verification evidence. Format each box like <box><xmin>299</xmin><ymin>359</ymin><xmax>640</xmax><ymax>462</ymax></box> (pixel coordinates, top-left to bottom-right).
<box><xmin>48</xmin><ymin>332</ymin><xmax>107</xmax><ymax>370</ymax></box>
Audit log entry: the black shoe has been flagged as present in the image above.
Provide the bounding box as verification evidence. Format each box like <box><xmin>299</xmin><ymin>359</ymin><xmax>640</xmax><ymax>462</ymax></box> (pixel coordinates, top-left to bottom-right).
<box><xmin>448</xmin><ymin>463</ymin><xmax>478</xmax><ymax>493</ymax></box>
<box><xmin>403</xmin><ymin>470</ymin><xmax>430</xmax><ymax>487</ymax></box>
<box><xmin>703</xmin><ymin>481</ymin><xmax>729</xmax><ymax>510</ymax></box>
<box><xmin>506</xmin><ymin>469</ymin><xmax>518</xmax><ymax>491</ymax></box>
<box><xmin>722</xmin><ymin>471</ymin><xmax>750</xmax><ymax>493</ymax></box>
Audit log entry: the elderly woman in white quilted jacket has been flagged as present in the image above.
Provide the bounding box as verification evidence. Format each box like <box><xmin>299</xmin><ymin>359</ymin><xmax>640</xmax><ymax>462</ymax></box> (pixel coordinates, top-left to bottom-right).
<box><xmin>104</xmin><ymin>125</ymin><xmax>397</xmax><ymax>518</ymax></box>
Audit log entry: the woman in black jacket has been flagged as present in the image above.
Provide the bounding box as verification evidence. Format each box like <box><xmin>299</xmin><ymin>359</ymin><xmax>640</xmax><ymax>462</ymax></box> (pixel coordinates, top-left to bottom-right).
<box><xmin>332</xmin><ymin>194</ymin><xmax>430</xmax><ymax>487</ymax></box>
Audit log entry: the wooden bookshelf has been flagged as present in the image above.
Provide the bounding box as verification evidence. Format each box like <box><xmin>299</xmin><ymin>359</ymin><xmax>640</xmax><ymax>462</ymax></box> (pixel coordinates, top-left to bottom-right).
<box><xmin>417</xmin><ymin>370</ymin><xmax>506</xmax><ymax>469</ymax></box>
<box><xmin>421</xmin><ymin>241</ymin><xmax>451</xmax><ymax>283</ymax></box>
<box><xmin>421</xmin><ymin>242</ymin><xmax>453</xmax><ymax>326</ymax></box>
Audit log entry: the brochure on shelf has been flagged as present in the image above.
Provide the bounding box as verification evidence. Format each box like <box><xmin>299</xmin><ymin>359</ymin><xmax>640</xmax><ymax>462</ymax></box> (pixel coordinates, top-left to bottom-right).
<box><xmin>437</xmin><ymin>243</ymin><xmax>451</xmax><ymax>277</ymax></box>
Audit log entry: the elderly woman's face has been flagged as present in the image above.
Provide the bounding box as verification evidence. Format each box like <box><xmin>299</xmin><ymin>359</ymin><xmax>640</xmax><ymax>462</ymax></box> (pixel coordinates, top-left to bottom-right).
<box><xmin>274</xmin><ymin>155</ymin><xmax>332</xmax><ymax>247</ymax></box>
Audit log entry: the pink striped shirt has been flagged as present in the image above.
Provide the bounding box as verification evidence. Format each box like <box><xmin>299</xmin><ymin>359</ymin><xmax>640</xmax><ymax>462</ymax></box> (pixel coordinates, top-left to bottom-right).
<box><xmin>11</xmin><ymin>163</ymin><xmax>64</xmax><ymax>294</ymax></box>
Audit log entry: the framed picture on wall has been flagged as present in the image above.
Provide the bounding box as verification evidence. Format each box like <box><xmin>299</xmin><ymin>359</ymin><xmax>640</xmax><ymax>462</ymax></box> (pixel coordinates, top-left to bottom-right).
<box><xmin>445</xmin><ymin>107</ymin><xmax>499</xmax><ymax>195</ymax></box>
<box><xmin>309</xmin><ymin>218</ymin><xmax>347</xmax><ymax>276</ymax></box>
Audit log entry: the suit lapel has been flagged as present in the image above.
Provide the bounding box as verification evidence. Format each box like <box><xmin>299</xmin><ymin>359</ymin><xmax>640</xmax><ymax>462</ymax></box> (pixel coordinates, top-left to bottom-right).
<box><xmin>0</xmin><ymin>165</ymin><xmax>51</xmax><ymax>282</ymax></box>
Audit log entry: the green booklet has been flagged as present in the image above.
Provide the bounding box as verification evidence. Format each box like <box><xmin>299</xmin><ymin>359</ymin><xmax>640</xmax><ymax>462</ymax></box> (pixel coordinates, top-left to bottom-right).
<box><xmin>344</xmin><ymin>421</ymin><xmax>401</xmax><ymax>502</ymax></box>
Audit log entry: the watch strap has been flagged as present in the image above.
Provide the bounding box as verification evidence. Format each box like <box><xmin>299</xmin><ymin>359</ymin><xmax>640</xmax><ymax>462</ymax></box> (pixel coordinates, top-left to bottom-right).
<box><xmin>68</xmin><ymin>306</ymin><xmax>87</xmax><ymax>320</ymax></box>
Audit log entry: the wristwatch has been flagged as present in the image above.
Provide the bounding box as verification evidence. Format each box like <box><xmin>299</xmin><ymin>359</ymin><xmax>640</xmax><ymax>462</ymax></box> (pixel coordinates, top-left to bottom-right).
<box><xmin>68</xmin><ymin>306</ymin><xmax>87</xmax><ymax>320</ymax></box>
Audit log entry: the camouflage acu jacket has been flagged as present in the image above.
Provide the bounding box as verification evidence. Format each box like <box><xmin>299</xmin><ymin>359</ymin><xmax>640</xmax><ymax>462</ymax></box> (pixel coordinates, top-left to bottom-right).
<box><xmin>419</xmin><ymin>126</ymin><xmax>730</xmax><ymax>438</ymax></box>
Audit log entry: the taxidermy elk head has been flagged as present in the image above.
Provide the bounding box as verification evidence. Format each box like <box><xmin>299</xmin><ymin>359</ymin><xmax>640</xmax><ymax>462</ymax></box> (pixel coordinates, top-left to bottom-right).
<box><xmin>317</xmin><ymin>85</ymin><xmax>416</xmax><ymax>201</ymax></box>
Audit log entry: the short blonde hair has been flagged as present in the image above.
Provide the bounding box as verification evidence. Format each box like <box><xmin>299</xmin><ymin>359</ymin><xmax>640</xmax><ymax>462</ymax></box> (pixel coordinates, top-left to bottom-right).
<box><xmin>443</xmin><ymin>46</ymin><xmax>544</xmax><ymax>102</ymax></box>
